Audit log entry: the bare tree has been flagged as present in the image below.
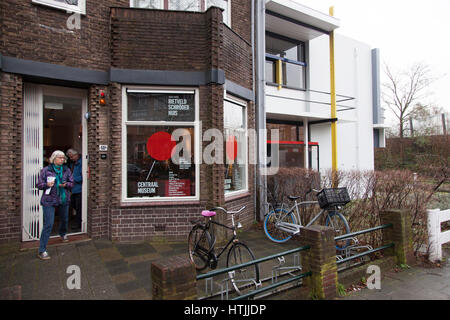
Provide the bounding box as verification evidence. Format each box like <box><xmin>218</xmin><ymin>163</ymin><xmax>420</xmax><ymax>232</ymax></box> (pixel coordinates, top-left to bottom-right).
<box><xmin>382</xmin><ymin>62</ymin><xmax>435</xmax><ymax>138</ymax></box>
<box><xmin>408</xmin><ymin>103</ymin><xmax>446</xmax><ymax>136</ymax></box>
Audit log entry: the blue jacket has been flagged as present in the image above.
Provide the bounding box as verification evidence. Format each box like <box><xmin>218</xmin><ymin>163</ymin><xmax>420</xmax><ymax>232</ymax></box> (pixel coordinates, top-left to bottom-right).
<box><xmin>36</xmin><ymin>165</ymin><xmax>74</xmax><ymax>207</ymax></box>
<box><xmin>71</xmin><ymin>157</ymin><xmax>82</xmax><ymax>194</ymax></box>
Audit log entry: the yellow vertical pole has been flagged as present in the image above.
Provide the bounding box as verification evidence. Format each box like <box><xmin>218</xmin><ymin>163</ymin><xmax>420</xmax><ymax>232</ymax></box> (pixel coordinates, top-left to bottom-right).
<box><xmin>329</xmin><ymin>6</ymin><xmax>338</xmax><ymax>187</ymax></box>
<box><xmin>276</xmin><ymin>59</ymin><xmax>282</xmax><ymax>90</ymax></box>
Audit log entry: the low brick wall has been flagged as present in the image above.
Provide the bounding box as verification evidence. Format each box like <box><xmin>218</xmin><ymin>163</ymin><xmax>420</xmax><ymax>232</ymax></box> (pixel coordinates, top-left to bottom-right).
<box><xmin>151</xmin><ymin>255</ymin><xmax>197</xmax><ymax>300</ymax></box>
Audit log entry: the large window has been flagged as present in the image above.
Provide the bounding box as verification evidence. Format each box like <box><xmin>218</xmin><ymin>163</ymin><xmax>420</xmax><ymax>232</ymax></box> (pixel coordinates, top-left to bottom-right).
<box><xmin>122</xmin><ymin>87</ymin><xmax>199</xmax><ymax>202</ymax></box>
<box><xmin>266</xmin><ymin>121</ymin><xmax>319</xmax><ymax>169</ymax></box>
<box><xmin>131</xmin><ymin>0</ymin><xmax>231</xmax><ymax>25</ymax></box>
<box><xmin>265</xmin><ymin>33</ymin><xmax>306</xmax><ymax>90</ymax></box>
<box><xmin>224</xmin><ymin>94</ymin><xmax>247</xmax><ymax>195</ymax></box>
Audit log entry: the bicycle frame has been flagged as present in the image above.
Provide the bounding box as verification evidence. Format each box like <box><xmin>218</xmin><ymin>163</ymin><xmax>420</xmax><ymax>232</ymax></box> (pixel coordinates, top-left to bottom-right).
<box><xmin>275</xmin><ymin>200</ymin><xmax>335</xmax><ymax>235</ymax></box>
<box><xmin>206</xmin><ymin>218</ymin><xmax>239</xmax><ymax>261</ymax></box>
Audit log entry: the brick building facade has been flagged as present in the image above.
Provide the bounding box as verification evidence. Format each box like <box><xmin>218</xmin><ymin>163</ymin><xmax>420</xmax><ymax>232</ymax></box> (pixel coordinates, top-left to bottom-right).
<box><xmin>0</xmin><ymin>0</ymin><xmax>255</xmax><ymax>243</ymax></box>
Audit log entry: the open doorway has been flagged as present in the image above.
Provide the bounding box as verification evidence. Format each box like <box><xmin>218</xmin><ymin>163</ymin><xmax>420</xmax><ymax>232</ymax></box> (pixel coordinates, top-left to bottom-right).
<box><xmin>43</xmin><ymin>94</ymin><xmax>84</xmax><ymax>236</ymax></box>
<box><xmin>22</xmin><ymin>84</ymin><xmax>88</xmax><ymax>242</ymax></box>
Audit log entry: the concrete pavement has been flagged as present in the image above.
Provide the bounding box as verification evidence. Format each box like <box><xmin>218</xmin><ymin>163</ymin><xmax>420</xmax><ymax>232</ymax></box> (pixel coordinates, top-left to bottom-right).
<box><xmin>340</xmin><ymin>244</ymin><xmax>450</xmax><ymax>300</ymax></box>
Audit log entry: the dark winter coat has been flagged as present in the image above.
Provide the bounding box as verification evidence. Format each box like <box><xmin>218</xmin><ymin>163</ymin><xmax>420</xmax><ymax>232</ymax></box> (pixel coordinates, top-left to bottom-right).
<box><xmin>36</xmin><ymin>165</ymin><xmax>74</xmax><ymax>207</ymax></box>
<box><xmin>70</xmin><ymin>157</ymin><xmax>82</xmax><ymax>194</ymax></box>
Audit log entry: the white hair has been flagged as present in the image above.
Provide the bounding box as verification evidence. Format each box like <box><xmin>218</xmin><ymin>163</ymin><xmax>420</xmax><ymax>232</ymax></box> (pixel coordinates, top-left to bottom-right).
<box><xmin>49</xmin><ymin>150</ymin><xmax>67</xmax><ymax>164</ymax></box>
<box><xmin>66</xmin><ymin>148</ymin><xmax>79</xmax><ymax>156</ymax></box>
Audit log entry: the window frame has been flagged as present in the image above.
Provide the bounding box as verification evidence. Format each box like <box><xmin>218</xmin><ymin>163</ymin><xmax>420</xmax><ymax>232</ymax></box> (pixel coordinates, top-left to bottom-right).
<box><xmin>121</xmin><ymin>86</ymin><xmax>200</xmax><ymax>203</ymax></box>
<box><xmin>32</xmin><ymin>0</ymin><xmax>86</xmax><ymax>15</ymax></box>
<box><xmin>130</xmin><ymin>0</ymin><xmax>231</xmax><ymax>26</ymax></box>
<box><xmin>130</xmin><ymin>0</ymin><xmax>163</xmax><ymax>9</ymax></box>
<box><xmin>265</xmin><ymin>32</ymin><xmax>307</xmax><ymax>90</ymax></box>
<box><xmin>224</xmin><ymin>92</ymin><xmax>248</xmax><ymax>198</ymax></box>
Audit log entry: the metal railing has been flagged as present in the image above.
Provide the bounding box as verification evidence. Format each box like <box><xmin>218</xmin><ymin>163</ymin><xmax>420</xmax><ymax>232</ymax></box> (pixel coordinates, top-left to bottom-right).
<box><xmin>196</xmin><ymin>245</ymin><xmax>312</xmax><ymax>299</ymax></box>
<box><xmin>196</xmin><ymin>245</ymin><xmax>310</xmax><ymax>281</ymax></box>
<box><xmin>334</xmin><ymin>223</ymin><xmax>394</xmax><ymax>265</ymax></box>
<box><xmin>232</xmin><ymin>271</ymin><xmax>312</xmax><ymax>300</ymax></box>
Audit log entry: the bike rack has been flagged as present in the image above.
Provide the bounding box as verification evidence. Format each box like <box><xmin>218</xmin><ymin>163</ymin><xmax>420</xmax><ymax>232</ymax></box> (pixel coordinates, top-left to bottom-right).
<box><xmin>335</xmin><ymin>237</ymin><xmax>373</xmax><ymax>269</ymax></box>
<box><xmin>271</xmin><ymin>254</ymin><xmax>302</xmax><ymax>284</ymax></box>
<box><xmin>200</xmin><ymin>270</ymin><xmax>262</xmax><ymax>300</ymax></box>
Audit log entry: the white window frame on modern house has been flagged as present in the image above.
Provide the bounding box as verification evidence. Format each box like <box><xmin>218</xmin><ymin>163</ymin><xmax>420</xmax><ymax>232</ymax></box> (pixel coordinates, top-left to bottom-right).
<box><xmin>32</xmin><ymin>0</ymin><xmax>86</xmax><ymax>15</ymax></box>
<box><xmin>265</xmin><ymin>32</ymin><xmax>307</xmax><ymax>90</ymax></box>
<box><xmin>224</xmin><ymin>92</ymin><xmax>248</xmax><ymax>198</ymax></box>
<box><xmin>121</xmin><ymin>86</ymin><xmax>200</xmax><ymax>203</ymax></box>
<box><xmin>130</xmin><ymin>0</ymin><xmax>231</xmax><ymax>26</ymax></box>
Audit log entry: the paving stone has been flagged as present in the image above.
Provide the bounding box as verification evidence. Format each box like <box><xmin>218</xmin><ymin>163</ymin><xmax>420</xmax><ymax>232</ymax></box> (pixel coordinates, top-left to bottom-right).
<box><xmin>103</xmin><ymin>260</ymin><xmax>129</xmax><ymax>276</ymax></box>
<box><xmin>90</xmin><ymin>283</ymin><xmax>122</xmax><ymax>300</ymax></box>
<box><xmin>124</xmin><ymin>252</ymin><xmax>161</xmax><ymax>264</ymax></box>
<box><xmin>93</xmin><ymin>240</ymin><xmax>114</xmax><ymax>250</ymax></box>
<box><xmin>112</xmin><ymin>272</ymin><xmax>137</xmax><ymax>284</ymax></box>
<box><xmin>120</xmin><ymin>287</ymin><xmax>151</xmax><ymax>300</ymax></box>
<box><xmin>97</xmin><ymin>247</ymin><xmax>123</xmax><ymax>262</ymax></box>
<box><xmin>116</xmin><ymin>279</ymin><xmax>143</xmax><ymax>294</ymax></box>
<box><xmin>115</xmin><ymin>243</ymin><xmax>156</xmax><ymax>257</ymax></box>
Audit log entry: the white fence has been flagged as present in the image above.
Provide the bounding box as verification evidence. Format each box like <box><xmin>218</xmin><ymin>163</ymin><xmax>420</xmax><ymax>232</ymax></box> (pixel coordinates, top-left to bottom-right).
<box><xmin>427</xmin><ymin>208</ymin><xmax>450</xmax><ymax>262</ymax></box>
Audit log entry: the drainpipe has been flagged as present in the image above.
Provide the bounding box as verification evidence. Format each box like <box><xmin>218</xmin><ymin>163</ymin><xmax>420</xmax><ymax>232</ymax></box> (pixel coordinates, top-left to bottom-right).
<box><xmin>251</xmin><ymin>0</ymin><xmax>256</xmax><ymax>222</ymax></box>
<box><xmin>255</xmin><ymin>0</ymin><xmax>267</xmax><ymax>221</ymax></box>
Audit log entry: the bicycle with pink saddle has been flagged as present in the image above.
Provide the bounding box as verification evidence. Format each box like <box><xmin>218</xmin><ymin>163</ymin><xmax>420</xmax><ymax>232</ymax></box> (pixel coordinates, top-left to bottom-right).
<box><xmin>188</xmin><ymin>206</ymin><xmax>260</xmax><ymax>295</ymax></box>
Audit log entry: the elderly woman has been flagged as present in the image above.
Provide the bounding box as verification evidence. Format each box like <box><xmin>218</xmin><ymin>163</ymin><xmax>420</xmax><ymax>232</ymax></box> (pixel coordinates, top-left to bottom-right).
<box><xmin>36</xmin><ymin>150</ymin><xmax>74</xmax><ymax>260</ymax></box>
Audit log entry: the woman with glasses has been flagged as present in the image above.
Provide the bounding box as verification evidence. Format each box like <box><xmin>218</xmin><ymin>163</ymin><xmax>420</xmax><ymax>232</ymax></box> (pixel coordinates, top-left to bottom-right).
<box><xmin>36</xmin><ymin>150</ymin><xmax>74</xmax><ymax>260</ymax></box>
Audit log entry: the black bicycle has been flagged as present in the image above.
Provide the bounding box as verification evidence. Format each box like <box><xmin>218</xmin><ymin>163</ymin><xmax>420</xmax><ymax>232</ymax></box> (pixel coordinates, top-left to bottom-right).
<box><xmin>188</xmin><ymin>205</ymin><xmax>260</xmax><ymax>295</ymax></box>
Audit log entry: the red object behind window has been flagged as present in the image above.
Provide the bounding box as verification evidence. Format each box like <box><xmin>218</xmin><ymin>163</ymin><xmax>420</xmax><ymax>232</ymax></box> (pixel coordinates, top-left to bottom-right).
<box><xmin>147</xmin><ymin>131</ymin><xmax>177</xmax><ymax>161</ymax></box>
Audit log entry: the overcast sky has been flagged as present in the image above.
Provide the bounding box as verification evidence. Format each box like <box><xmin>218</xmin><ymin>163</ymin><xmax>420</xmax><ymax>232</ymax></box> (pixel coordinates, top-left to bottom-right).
<box><xmin>292</xmin><ymin>0</ymin><xmax>450</xmax><ymax>123</ymax></box>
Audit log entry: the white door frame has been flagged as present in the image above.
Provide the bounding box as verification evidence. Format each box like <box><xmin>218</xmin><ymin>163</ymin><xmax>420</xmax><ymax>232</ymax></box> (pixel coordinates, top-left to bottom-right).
<box><xmin>22</xmin><ymin>84</ymin><xmax>88</xmax><ymax>241</ymax></box>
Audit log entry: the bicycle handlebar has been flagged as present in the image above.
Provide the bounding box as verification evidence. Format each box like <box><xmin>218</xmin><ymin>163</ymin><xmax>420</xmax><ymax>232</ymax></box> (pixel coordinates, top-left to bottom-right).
<box><xmin>209</xmin><ymin>205</ymin><xmax>246</xmax><ymax>215</ymax></box>
<box><xmin>289</xmin><ymin>188</ymin><xmax>322</xmax><ymax>201</ymax></box>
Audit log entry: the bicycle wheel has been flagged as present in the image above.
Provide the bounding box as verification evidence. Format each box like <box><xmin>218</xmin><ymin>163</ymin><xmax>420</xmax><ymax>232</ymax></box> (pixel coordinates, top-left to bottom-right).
<box><xmin>264</xmin><ymin>207</ymin><xmax>297</xmax><ymax>243</ymax></box>
<box><xmin>226</xmin><ymin>242</ymin><xmax>260</xmax><ymax>296</ymax></box>
<box><xmin>325</xmin><ymin>211</ymin><xmax>351</xmax><ymax>250</ymax></box>
<box><xmin>188</xmin><ymin>224</ymin><xmax>212</xmax><ymax>271</ymax></box>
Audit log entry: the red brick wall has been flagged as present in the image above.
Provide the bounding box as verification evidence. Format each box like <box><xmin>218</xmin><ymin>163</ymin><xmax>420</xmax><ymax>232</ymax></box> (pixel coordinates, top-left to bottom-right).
<box><xmin>223</xmin><ymin>27</ymin><xmax>253</xmax><ymax>91</ymax></box>
<box><xmin>0</xmin><ymin>72</ymin><xmax>23</xmax><ymax>242</ymax></box>
<box><xmin>87</xmin><ymin>85</ymin><xmax>111</xmax><ymax>239</ymax></box>
<box><xmin>230</xmin><ymin>0</ymin><xmax>252</xmax><ymax>44</ymax></box>
<box><xmin>0</xmin><ymin>0</ymin><xmax>129</xmax><ymax>71</ymax></box>
<box><xmin>111</xmin><ymin>8</ymin><xmax>218</xmax><ymax>71</ymax></box>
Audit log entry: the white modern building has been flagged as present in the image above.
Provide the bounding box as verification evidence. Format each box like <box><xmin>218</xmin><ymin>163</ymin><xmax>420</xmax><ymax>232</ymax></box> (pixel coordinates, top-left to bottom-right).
<box><xmin>255</xmin><ymin>0</ymin><xmax>386</xmax><ymax>177</ymax></box>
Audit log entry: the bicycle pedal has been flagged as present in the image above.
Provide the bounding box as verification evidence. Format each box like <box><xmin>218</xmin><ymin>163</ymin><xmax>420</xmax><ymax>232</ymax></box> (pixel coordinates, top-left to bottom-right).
<box><xmin>208</xmin><ymin>254</ymin><xmax>218</xmax><ymax>269</ymax></box>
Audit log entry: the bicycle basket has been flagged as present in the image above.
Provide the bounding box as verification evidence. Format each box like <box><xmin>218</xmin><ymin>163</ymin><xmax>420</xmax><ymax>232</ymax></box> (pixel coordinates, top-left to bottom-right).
<box><xmin>317</xmin><ymin>188</ymin><xmax>350</xmax><ymax>209</ymax></box>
